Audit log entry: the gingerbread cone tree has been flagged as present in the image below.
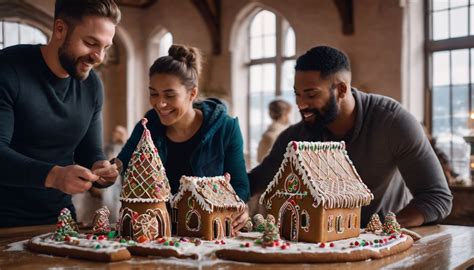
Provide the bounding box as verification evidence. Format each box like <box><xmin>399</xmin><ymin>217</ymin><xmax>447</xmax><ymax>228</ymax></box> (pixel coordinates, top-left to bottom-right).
<box><xmin>92</xmin><ymin>206</ymin><xmax>111</xmax><ymax>235</ymax></box>
<box><xmin>118</xmin><ymin>118</ymin><xmax>171</xmax><ymax>241</ymax></box>
<box><xmin>120</xmin><ymin>118</ymin><xmax>170</xmax><ymax>202</ymax></box>
<box><xmin>383</xmin><ymin>211</ymin><xmax>401</xmax><ymax>235</ymax></box>
<box><xmin>366</xmin><ymin>213</ymin><xmax>383</xmax><ymax>233</ymax></box>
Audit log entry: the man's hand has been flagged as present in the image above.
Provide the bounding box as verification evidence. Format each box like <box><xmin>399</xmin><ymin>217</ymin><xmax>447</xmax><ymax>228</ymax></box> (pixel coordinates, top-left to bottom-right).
<box><xmin>231</xmin><ymin>206</ymin><xmax>250</xmax><ymax>236</ymax></box>
<box><xmin>91</xmin><ymin>160</ymin><xmax>119</xmax><ymax>187</ymax></box>
<box><xmin>45</xmin><ymin>165</ymin><xmax>99</xmax><ymax>194</ymax></box>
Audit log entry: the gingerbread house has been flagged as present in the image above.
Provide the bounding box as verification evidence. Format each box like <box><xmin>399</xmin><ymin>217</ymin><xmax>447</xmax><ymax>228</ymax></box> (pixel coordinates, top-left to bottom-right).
<box><xmin>259</xmin><ymin>141</ymin><xmax>373</xmax><ymax>243</ymax></box>
<box><xmin>170</xmin><ymin>174</ymin><xmax>246</xmax><ymax>240</ymax></box>
<box><xmin>117</xmin><ymin>118</ymin><xmax>172</xmax><ymax>242</ymax></box>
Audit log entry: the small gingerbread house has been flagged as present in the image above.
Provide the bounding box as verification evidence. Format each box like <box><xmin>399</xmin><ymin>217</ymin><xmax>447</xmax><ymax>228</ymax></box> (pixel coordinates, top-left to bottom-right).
<box><xmin>117</xmin><ymin>118</ymin><xmax>172</xmax><ymax>242</ymax></box>
<box><xmin>170</xmin><ymin>174</ymin><xmax>246</xmax><ymax>240</ymax></box>
<box><xmin>260</xmin><ymin>141</ymin><xmax>373</xmax><ymax>243</ymax></box>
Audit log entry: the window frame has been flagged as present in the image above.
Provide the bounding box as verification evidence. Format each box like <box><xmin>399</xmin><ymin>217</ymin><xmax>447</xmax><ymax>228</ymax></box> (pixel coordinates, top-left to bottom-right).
<box><xmin>245</xmin><ymin>9</ymin><xmax>296</xmax><ymax>167</ymax></box>
<box><xmin>425</xmin><ymin>0</ymin><xmax>474</xmax><ymax>168</ymax></box>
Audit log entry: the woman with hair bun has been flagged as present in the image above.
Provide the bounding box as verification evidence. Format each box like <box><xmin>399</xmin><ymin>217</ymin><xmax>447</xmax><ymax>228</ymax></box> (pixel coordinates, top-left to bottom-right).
<box><xmin>117</xmin><ymin>44</ymin><xmax>250</xmax><ymax>232</ymax></box>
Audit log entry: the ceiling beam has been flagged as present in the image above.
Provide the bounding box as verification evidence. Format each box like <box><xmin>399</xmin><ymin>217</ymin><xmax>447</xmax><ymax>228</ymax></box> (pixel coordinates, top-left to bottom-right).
<box><xmin>115</xmin><ymin>0</ymin><xmax>158</xmax><ymax>9</ymax></box>
<box><xmin>334</xmin><ymin>0</ymin><xmax>354</xmax><ymax>35</ymax></box>
<box><xmin>191</xmin><ymin>0</ymin><xmax>221</xmax><ymax>55</ymax></box>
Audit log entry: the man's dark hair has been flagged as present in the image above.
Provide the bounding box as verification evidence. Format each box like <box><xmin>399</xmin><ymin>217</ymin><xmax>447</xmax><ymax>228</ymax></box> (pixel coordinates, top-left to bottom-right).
<box><xmin>295</xmin><ymin>46</ymin><xmax>351</xmax><ymax>78</ymax></box>
<box><xmin>54</xmin><ymin>0</ymin><xmax>121</xmax><ymax>27</ymax></box>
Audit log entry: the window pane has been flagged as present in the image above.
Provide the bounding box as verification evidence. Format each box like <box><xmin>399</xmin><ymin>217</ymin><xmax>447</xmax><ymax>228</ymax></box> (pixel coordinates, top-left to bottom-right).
<box><xmin>284</xmin><ymin>27</ymin><xmax>295</xmax><ymax>57</ymax></box>
<box><xmin>281</xmin><ymin>60</ymin><xmax>295</xmax><ymax>92</ymax></box>
<box><xmin>250</xmin><ymin>65</ymin><xmax>262</xmax><ymax>93</ymax></box>
<box><xmin>33</xmin><ymin>29</ymin><xmax>47</xmax><ymax>44</ymax></box>
<box><xmin>433</xmin><ymin>51</ymin><xmax>450</xmax><ymax>86</ymax></box>
<box><xmin>433</xmin><ymin>10</ymin><xmax>449</xmax><ymax>40</ymax></box>
<box><xmin>158</xmin><ymin>32</ymin><xmax>173</xmax><ymax>57</ymax></box>
<box><xmin>250</xmin><ymin>11</ymin><xmax>263</xmax><ymax>37</ymax></box>
<box><xmin>262</xmin><ymin>63</ymin><xmax>275</xmax><ymax>92</ymax></box>
<box><xmin>263</xmin><ymin>35</ymin><xmax>276</xmax><ymax>58</ymax></box>
<box><xmin>450</xmin><ymin>0</ymin><xmax>468</xmax><ymax>8</ymax></box>
<box><xmin>432</xmin><ymin>86</ymin><xmax>451</xmax><ymax>137</ymax></box>
<box><xmin>450</xmin><ymin>7</ymin><xmax>468</xmax><ymax>38</ymax></box>
<box><xmin>432</xmin><ymin>0</ymin><xmax>448</xmax><ymax>11</ymax></box>
<box><xmin>451</xmin><ymin>49</ymin><xmax>469</xmax><ymax>85</ymax></box>
<box><xmin>471</xmin><ymin>5</ymin><xmax>474</xmax><ymax>35</ymax></box>
<box><xmin>20</xmin><ymin>24</ymin><xmax>34</xmax><ymax>44</ymax></box>
<box><xmin>250</xmin><ymin>35</ymin><xmax>263</xmax><ymax>59</ymax></box>
<box><xmin>4</xmin><ymin>22</ymin><xmax>19</xmax><ymax>48</ymax></box>
<box><xmin>452</xmin><ymin>85</ymin><xmax>469</xmax><ymax>135</ymax></box>
<box><xmin>0</xmin><ymin>21</ymin><xmax>3</xmax><ymax>43</ymax></box>
<box><xmin>262</xmin><ymin>11</ymin><xmax>276</xmax><ymax>35</ymax></box>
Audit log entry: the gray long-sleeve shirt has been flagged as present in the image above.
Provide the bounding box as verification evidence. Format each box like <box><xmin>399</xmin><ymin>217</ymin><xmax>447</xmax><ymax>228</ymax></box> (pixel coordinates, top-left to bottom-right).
<box><xmin>249</xmin><ymin>88</ymin><xmax>453</xmax><ymax>226</ymax></box>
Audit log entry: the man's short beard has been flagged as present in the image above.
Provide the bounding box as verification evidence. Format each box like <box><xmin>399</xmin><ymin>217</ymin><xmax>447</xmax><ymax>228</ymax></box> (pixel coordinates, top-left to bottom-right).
<box><xmin>301</xmin><ymin>88</ymin><xmax>339</xmax><ymax>130</ymax></box>
<box><xmin>58</xmin><ymin>33</ymin><xmax>92</xmax><ymax>81</ymax></box>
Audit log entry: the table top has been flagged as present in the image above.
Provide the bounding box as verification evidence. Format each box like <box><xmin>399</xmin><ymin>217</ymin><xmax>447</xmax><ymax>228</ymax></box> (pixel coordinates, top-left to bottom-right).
<box><xmin>0</xmin><ymin>224</ymin><xmax>473</xmax><ymax>270</ymax></box>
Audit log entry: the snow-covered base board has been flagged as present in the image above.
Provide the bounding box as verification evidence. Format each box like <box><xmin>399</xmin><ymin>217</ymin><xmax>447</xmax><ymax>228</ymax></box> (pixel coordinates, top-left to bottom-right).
<box><xmin>27</xmin><ymin>233</ymin><xmax>131</xmax><ymax>262</ymax></box>
<box><xmin>127</xmin><ymin>231</ymin><xmax>413</xmax><ymax>263</ymax></box>
<box><xmin>26</xmin><ymin>231</ymin><xmax>413</xmax><ymax>263</ymax></box>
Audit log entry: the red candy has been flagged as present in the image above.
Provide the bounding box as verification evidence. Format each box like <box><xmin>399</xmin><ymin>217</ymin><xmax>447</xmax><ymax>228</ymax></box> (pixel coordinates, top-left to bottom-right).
<box><xmin>97</xmin><ymin>235</ymin><xmax>106</xmax><ymax>241</ymax></box>
<box><xmin>137</xmin><ymin>235</ymin><xmax>148</xmax><ymax>243</ymax></box>
<box><xmin>245</xmin><ymin>242</ymin><xmax>250</xmax><ymax>248</ymax></box>
<box><xmin>329</xmin><ymin>242</ymin><xmax>335</xmax><ymax>247</ymax></box>
<box><xmin>319</xmin><ymin>243</ymin><xmax>325</xmax><ymax>248</ymax></box>
<box><xmin>354</xmin><ymin>241</ymin><xmax>360</xmax><ymax>246</ymax></box>
<box><xmin>220</xmin><ymin>240</ymin><xmax>225</xmax><ymax>245</ymax></box>
<box><xmin>281</xmin><ymin>245</ymin><xmax>287</xmax><ymax>250</ymax></box>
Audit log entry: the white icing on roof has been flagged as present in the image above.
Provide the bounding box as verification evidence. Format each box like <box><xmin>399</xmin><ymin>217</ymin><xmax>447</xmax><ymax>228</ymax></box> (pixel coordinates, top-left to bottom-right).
<box><xmin>170</xmin><ymin>175</ymin><xmax>246</xmax><ymax>213</ymax></box>
<box><xmin>260</xmin><ymin>141</ymin><xmax>374</xmax><ymax>209</ymax></box>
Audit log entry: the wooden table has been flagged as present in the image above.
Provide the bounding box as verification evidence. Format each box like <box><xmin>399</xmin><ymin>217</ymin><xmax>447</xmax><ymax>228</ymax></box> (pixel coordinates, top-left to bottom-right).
<box><xmin>0</xmin><ymin>224</ymin><xmax>472</xmax><ymax>270</ymax></box>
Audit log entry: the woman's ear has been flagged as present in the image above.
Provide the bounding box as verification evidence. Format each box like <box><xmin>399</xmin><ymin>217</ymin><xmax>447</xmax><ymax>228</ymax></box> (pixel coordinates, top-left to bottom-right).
<box><xmin>189</xmin><ymin>87</ymin><xmax>199</xmax><ymax>101</ymax></box>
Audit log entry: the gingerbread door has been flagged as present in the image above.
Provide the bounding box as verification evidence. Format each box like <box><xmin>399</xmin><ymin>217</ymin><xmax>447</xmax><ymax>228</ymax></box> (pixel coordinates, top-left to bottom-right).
<box><xmin>279</xmin><ymin>201</ymin><xmax>299</xmax><ymax>241</ymax></box>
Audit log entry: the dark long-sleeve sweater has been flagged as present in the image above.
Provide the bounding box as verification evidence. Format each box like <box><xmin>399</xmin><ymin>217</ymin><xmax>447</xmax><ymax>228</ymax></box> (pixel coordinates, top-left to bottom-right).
<box><xmin>249</xmin><ymin>88</ymin><xmax>453</xmax><ymax>226</ymax></box>
<box><xmin>0</xmin><ymin>45</ymin><xmax>106</xmax><ymax>227</ymax></box>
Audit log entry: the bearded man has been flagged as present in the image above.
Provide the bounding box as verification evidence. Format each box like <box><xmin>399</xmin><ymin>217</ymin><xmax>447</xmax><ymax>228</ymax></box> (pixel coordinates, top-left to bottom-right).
<box><xmin>248</xmin><ymin>46</ymin><xmax>452</xmax><ymax>228</ymax></box>
<box><xmin>0</xmin><ymin>0</ymin><xmax>121</xmax><ymax>227</ymax></box>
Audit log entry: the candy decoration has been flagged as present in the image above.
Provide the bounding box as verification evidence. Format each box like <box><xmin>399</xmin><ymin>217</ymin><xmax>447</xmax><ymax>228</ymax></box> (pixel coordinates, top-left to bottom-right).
<box><xmin>382</xmin><ymin>212</ymin><xmax>401</xmax><ymax>235</ymax></box>
<box><xmin>365</xmin><ymin>213</ymin><xmax>383</xmax><ymax>233</ymax></box>
<box><xmin>92</xmin><ymin>206</ymin><xmax>111</xmax><ymax>235</ymax></box>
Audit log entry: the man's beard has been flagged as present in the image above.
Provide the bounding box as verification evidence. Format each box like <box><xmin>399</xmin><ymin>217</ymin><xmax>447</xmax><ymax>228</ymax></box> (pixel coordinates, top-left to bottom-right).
<box><xmin>58</xmin><ymin>36</ymin><xmax>95</xmax><ymax>81</ymax></box>
<box><xmin>300</xmin><ymin>89</ymin><xmax>339</xmax><ymax>129</ymax></box>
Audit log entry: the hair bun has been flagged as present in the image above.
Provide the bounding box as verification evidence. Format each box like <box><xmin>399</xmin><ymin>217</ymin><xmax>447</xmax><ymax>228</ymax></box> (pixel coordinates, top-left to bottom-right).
<box><xmin>168</xmin><ymin>44</ymin><xmax>202</xmax><ymax>74</ymax></box>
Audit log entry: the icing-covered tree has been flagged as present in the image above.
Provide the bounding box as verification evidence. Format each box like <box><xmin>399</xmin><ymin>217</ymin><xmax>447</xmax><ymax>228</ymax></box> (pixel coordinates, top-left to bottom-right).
<box><xmin>366</xmin><ymin>213</ymin><xmax>383</xmax><ymax>233</ymax></box>
<box><xmin>54</xmin><ymin>208</ymin><xmax>78</xmax><ymax>241</ymax></box>
<box><xmin>383</xmin><ymin>211</ymin><xmax>401</xmax><ymax>235</ymax></box>
<box><xmin>261</xmin><ymin>214</ymin><xmax>280</xmax><ymax>247</ymax></box>
<box><xmin>253</xmin><ymin>214</ymin><xmax>265</xmax><ymax>232</ymax></box>
<box><xmin>92</xmin><ymin>206</ymin><xmax>111</xmax><ymax>235</ymax></box>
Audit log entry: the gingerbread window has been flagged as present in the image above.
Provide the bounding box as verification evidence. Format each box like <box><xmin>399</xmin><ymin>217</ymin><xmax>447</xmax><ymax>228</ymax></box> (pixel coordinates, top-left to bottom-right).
<box><xmin>185</xmin><ymin>210</ymin><xmax>201</xmax><ymax>232</ymax></box>
<box><xmin>301</xmin><ymin>210</ymin><xmax>310</xmax><ymax>232</ymax></box>
<box><xmin>336</xmin><ymin>215</ymin><xmax>344</xmax><ymax>233</ymax></box>
<box><xmin>327</xmin><ymin>215</ymin><xmax>334</xmax><ymax>232</ymax></box>
<box><xmin>225</xmin><ymin>218</ymin><xmax>232</xmax><ymax>237</ymax></box>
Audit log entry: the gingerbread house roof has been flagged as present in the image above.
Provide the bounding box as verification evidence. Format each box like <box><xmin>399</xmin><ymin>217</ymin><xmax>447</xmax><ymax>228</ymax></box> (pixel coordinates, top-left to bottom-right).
<box><xmin>120</xmin><ymin>118</ymin><xmax>171</xmax><ymax>203</ymax></box>
<box><xmin>170</xmin><ymin>175</ymin><xmax>246</xmax><ymax>213</ymax></box>
<box><xmin>260</xmin><ymin>141</ymin><xmax>373</xmax><ymax>209</ymax></box>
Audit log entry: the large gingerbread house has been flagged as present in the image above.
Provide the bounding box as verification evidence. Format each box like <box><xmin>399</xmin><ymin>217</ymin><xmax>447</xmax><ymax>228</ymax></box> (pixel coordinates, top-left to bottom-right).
<box><xmin>170</xmin><ymin>174</ymin><xmax>246</xmax><ymax>240</ymax></box>
<box><xmin>117</xmin><ymin>118</ymin><xmax>172</xmax><ymax>242</ymax></box>
<box><xmin>260</xmin><ymin>141</ymin><xmax>373</xmax><ymax>243</ymax></box>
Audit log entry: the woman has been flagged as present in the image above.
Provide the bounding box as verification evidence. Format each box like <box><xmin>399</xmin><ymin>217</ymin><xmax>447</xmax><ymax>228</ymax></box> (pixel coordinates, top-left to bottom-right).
<box><xmin>117</xmin><ymin>44</ymin><xmax>250</xmax><ymax>232</ymax></box>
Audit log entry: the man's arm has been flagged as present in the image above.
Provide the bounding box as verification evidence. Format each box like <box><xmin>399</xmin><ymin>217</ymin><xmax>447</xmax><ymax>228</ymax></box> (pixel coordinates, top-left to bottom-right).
<box><xmin>0</xmin><ymin>61</ymin><xmax>55</xmax><ymax>189</ymax></box>
<box><xmin>388</xmin><ymin>107</ymin><xmax>453</xmax><ymax>227</ymax></box>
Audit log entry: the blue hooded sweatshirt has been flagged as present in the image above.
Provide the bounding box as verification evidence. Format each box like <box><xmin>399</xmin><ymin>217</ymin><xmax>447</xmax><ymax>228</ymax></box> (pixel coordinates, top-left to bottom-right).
<box><xmin>117</xmin><ymin>98</ymin><xmax>250</xmax><ymax>202</ymax></box>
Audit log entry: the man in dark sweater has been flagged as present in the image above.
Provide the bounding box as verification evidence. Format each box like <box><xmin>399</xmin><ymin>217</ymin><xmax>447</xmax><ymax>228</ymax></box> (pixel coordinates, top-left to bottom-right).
<box><xmin>249</xmin><ymin>46</ymin><xmax>453</xmax><ymax>228</ymax></box>
<box><xmin>0</xmin><ymin>0</ymin><xmax>122</xmax><ymax>227</ymax></box>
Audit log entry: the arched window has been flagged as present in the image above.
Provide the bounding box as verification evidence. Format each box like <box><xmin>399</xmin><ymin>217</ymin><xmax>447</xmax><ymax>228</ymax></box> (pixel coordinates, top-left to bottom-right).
<box><xmin>149</xmin><ymin>30</ymin><xmax>173</xmax><ymax>64</ymax></box>
<box><xmin>0</xmin><ymin>20</ymin><xmax>47</xmax><ymax>49</ymax></box>
<box><xmin>247</xmin><ymin>10</ymin><xmax>296</xmax><ymax>167</ymax></box>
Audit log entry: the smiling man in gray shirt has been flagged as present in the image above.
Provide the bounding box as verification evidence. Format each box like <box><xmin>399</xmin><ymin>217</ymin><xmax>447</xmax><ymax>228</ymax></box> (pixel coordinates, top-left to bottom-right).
<box><xmin>249</xmin><ymin>46</ymin><xmax>452</xmax><ymax>228</ymax></box>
